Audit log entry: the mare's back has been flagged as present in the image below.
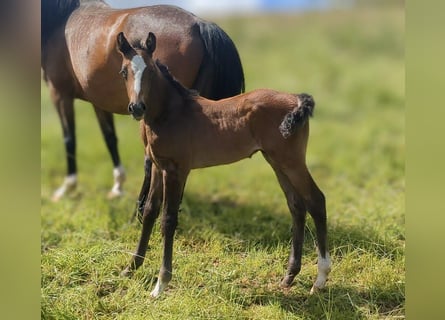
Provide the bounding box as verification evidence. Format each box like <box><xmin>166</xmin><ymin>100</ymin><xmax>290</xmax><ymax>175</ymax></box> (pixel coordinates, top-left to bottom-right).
<box><xmin>64</xmin><ymin>4</ymin><xmax>202</xmax><ymax>111</ymax></box>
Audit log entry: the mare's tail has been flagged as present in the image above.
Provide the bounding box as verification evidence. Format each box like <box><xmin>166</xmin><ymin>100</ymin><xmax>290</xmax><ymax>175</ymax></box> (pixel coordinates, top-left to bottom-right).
<box><xmin>279</xmin><ymin>93</ymin><xmax>315</xmax><ymax>139</ymax></box>
<box><xmin>195</xmin><ymin>20</ymin><xmax>245</xmax><ymax>99</ymax></box>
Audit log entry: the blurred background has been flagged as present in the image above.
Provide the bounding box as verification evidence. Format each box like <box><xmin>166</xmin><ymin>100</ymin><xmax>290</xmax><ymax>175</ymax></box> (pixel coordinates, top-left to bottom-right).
<box><xmin>105</xmin><ymin>0</ymin><xmax>348</xmax><ymax>13</ymax></box>
<box><xmin>105</xmin><ymin>0</ymin><xmax>402</xmax><ymax>14</ymax></box>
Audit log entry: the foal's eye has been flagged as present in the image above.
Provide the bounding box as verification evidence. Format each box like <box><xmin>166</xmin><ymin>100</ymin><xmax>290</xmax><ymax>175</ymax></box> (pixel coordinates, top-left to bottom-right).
<box><xmin>119</xmin><ymin>68</ymin><xmax>128</xmax><ymax>80</ymax></box>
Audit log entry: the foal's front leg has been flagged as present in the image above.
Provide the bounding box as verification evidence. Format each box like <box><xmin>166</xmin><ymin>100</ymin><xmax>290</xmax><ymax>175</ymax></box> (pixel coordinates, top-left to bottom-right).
<box><xmin>121</xmin><ymin>167</ymin><xmax>163</xmax><ymax>276</ymax></box>
<box><xmin>151</xmin><ymin>168</ymin><xmax>188</xmax><ymax>298</ymax></box>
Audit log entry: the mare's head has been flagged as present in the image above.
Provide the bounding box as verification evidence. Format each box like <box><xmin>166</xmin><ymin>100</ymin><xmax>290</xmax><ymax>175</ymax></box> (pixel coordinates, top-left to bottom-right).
<box><xmin>116</xmin><ymin>32</ymin><xmax>157</xmax><ymax>120</ymax></box>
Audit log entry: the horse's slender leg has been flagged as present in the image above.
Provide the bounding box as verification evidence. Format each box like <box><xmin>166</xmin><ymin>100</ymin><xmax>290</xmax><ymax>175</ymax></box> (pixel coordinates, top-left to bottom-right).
<box><xmin>121</xmin><ymin>166</ymin><xmax>163</xmax><ymax>276</ymax></box>
<box><xmin>263</xmin><ymin>151</ymin><xmax>330</xmax><ymax>292</ymax></box>
<box><xmin>151</xmin><ymin>168</ymin><xmax>188</xmax><ymax>298</ymax></box>
<box><xmin>51</xmin><ymin>92</ymin><xmax>77</xmax><ymax>202</ymax></box>
<box><xmin>283</xmin><ymin>164</ymin><xmax>331</xmax><ymax>293</ymax></box>
<box><xmin>133</xmin><ymin>155</ymin><xmax>152</xmax><ymax>223</ymax></box>
<box><xmin>93</xmin><ymin>107</ymin><xmax>126</xmax><ymax>199</ymax></box>
<box><xmin>278</xmin><ymin>174</ymin><xmax>307</xmax><ymax>288</ymax></box>
<box><xmin>263</xmin><ymin>154</ymin><xmax>307</xmax><ymax>288</ymax></box>
<box><xmin>303</xmin><ymin>172</ymin><xmax>331</xmax><ymax>294</ymax></box>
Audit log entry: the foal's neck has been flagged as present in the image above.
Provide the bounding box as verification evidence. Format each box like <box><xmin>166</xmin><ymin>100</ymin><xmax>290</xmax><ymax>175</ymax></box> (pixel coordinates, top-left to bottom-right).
<box><xmin>144</xmin><ymin>67</ymin><xmax>182</xmax><ymax>124</ymax></box>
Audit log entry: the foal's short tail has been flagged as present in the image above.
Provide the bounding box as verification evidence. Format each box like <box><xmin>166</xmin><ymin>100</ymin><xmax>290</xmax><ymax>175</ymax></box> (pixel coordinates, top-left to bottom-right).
<box><xmin>279</xmin><ymin>93</ymin><xmax>315</xmax><ymax>139</ymax></box>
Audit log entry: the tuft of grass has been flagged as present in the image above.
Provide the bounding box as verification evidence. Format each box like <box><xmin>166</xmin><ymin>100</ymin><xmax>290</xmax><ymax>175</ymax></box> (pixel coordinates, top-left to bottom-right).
<box><xmin>41</xmin><ymin>5</ymin><xmax>404</xmax><ymax>319</ymax></box>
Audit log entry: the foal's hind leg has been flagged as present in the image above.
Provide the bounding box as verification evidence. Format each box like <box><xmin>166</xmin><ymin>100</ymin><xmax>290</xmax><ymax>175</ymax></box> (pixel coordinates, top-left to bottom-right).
<box><xmin>121</xmin><ymin>166</ymin><xmax>163</xmax><ymax>277</ymax></box>
<box><xmin>93</xmin><ymin>107</ymin><xmax>126</xmax><ymax>199</ymax></box>
<box><xmin>284</xmin><ymin>165</ymin><xmax>331</xmax><ymax>293</ymax></box>
<box><xmin>264</xmin><ymin>159</ymin><xmax>307</xmax><ymax>288</ymax></box>
<box><xmin>303</xmin><ymin>173</ymin><xmax>331</xmax><ymax>294</ymax></box>
<box><xmin>264</xmin><ymin>153</ymin><xmax>330</xmax><ymax>292</ymax></box>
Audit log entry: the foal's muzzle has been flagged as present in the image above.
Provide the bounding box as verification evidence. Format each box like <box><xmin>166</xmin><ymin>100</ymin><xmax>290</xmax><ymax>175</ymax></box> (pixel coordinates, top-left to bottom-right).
<box><xmin>128</xmin><ymin>102</ymin><xmax>146</xmax><ymax>120</ymax></box>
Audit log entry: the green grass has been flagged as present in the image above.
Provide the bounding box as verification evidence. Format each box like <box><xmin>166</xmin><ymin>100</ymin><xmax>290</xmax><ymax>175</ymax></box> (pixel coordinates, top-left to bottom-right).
<box><xmin>41</xmin><ymin>5</ymin><xmax>404</xmax><ymax>319</ymax></box>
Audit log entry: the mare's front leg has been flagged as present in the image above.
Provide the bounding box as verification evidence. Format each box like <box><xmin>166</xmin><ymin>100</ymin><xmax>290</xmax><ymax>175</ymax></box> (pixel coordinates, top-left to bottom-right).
<box><xmin>133</xmin><ymin>122</ymin><xmax>153</xmax><ymax>222</ymax></box>
<box><xmin>121</xmin><ymin>166</ymin><xmax>163</xmax><ymax>276</ymax></box>
<box><xmin>134</xmin><ymin>156</ymin><xmax>152</xmax><ymax>223</ymax></box>
<box><xmin>93</xmin><ymin>107</ymin><xmax>126</xmax><ymax>199</ymax></box>
<box><xmin>51</xmin><ymin>92</ymin><xmax>77</xmax><ymax>202</ymax></box>
<box><xmin>151</xmin><ymin>168</ymin><xmax>188</xmax><ymax>298</ymax></box>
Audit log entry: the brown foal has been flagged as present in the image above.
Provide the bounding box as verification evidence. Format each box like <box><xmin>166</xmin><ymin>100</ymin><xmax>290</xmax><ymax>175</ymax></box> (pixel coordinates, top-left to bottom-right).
<box><xmin>117</xmin><ymin>32</ymin><xmax>331</xmax><ymax>298</ymax></box>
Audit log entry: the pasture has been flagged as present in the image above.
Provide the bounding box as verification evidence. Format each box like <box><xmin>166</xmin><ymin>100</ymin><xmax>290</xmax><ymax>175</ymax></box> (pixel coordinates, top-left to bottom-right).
<box><xmin>41</xmin><ymin>5</ymin><xmax>404</xmax><ymax>319</ymax></box>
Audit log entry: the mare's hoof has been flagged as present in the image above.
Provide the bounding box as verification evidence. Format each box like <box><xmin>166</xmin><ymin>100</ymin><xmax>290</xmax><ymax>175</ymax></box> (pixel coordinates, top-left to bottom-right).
<box><xmin>107</xmin><ymin>189</ymin><xmax>124</xmax><ymax>199</ymax></box>
<box><xmin>51</xmin><ymin>177</ymin><xmax>77</xmax><ymax>202</ymax></box>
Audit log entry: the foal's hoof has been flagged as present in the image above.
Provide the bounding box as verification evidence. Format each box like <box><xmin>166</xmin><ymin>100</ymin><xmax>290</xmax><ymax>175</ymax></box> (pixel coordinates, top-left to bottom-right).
<box><xmin>120</xmin><ymin>267</ymin><xmax>133</xmax><ymax>277</ymax></box>
<box><xmin>310</xmin><ymin>280</ymin><xmax>328</xmax><ymax>295</ymax></box>
<box><xmin>280</xmin><ymin>275</ymin><xmax>295</xmax><ymax>288</ymax></box>
<box><xmin>150</xmin><ymin>279</ymin><xmax>168</xmax><ymax>298</ymax></box>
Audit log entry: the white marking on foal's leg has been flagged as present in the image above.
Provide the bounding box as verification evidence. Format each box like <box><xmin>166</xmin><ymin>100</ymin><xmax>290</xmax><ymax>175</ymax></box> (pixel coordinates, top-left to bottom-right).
<box><xmin>150</xmin><ymin>278</ymin><xmax>169</xmax><ymax>298</ymax></box>
<box><xmin>51</xmin><ymin>174</ymin><xmax>77</xmax><ymax>202</ymax></box>
<box><xmin>310</xmin><ymin>250</ymin><xmax>331</xmax><ymax>294</ymax></box>
<box><xmin>108</xmin><ymin>165</ymin><xmax>126</xmax><ymax>199</ymax></box>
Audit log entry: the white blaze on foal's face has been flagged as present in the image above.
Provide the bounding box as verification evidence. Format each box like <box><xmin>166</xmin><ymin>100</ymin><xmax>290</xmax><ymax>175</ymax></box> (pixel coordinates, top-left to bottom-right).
<box><xmin>131</xmin><ymin>55</ymin><xmax>147</xmax><ymax>96</ymax></box>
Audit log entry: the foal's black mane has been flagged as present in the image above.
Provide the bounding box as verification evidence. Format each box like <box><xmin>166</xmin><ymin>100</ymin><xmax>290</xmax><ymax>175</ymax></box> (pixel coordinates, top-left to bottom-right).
<box><xmin>41</xmin><ymin>0</ymin><xmax>107</xmax><ymax>46</ymax></box>
<box><xmin>155</xmin><ymin>60</ymin><xmax>199</xmax><ymax>99</ymax></box>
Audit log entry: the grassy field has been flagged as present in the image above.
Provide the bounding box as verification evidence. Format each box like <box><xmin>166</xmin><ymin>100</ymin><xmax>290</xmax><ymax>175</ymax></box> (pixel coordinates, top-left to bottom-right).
<box><xmin>41</xmin><ymin>5</ymin><xmax>404</xmax><ymax>319</ymax></box>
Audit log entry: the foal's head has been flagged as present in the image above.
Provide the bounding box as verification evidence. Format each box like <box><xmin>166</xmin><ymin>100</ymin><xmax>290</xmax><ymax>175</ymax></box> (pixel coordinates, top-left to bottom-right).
<box><xmin>116</xmin><ymin>32</ymin><xmax>157</xmax><ymax>120</ymax></box>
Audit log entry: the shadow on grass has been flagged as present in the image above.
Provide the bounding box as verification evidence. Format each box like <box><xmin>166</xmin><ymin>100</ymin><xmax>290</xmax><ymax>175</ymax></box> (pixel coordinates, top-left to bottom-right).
<box><xmin>178</xmin><ymin>191</ymin><xmax>403</xmax><ymax>259</ymax></box>
<box><xmin>102</xmin><ymin>190</ymin><xmax>403</xmax><ymax>317</ymax></box>
<box><xmin>228</xmin><ymin>282</ymin><xmax>404</xmax><ymax>319</ymax></box>
<box><xmin>176</xmin><ymin>191</ymin><xmax>404</xmax><ymax>317</ymax></box>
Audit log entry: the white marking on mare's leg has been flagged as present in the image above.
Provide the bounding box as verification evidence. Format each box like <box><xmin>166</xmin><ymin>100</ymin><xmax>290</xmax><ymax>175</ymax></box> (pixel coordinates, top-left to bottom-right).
<box><xmin>51</xmin><ymin>174</ymin><xmax>77</xmax><ymax>202</ymax></box>
<box><xmin>108</xmin><ymin>165</ymin><xmax>126</xmax><ymax>199</ymax></box>
<box><xmin>310</xmin><ymin>250</ymin><xmax>331</xmax><ymax>294</ymax></box>
<box><xmin>131</xmin><ymin>55</ymin><xmax>147</xmax><ymax>96</ymax></box>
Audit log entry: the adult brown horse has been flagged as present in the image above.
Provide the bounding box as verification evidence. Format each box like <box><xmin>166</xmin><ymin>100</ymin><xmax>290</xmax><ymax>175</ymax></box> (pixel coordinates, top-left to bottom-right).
<box><xmin>41</xmin><ymin>0</ymin><xmax>245</xmax><ymax>202</ymax></box>
<box><xmin>117</xmin><ymin>32</ymin><xmax>331</xmax><ymax>298</ymax></box>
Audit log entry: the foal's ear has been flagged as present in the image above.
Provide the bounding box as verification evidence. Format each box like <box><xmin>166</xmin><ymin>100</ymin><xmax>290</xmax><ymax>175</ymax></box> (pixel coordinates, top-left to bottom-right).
<box><xmin>145</xmin><ymin>32</ymin><xmax>156</xmax><ymax>55</ymax></box>
<box><xmin>117</xmin><ymin>32</ymin><xmax>132</xmax><ymax>56</ymax></box>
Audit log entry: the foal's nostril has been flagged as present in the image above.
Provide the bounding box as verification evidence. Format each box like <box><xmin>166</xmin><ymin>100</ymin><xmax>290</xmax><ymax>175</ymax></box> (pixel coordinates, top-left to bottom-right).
<box><xmin>128</xmin><ymin>103</ymin><xmax>134</xmax><ymax>113</ymax></box>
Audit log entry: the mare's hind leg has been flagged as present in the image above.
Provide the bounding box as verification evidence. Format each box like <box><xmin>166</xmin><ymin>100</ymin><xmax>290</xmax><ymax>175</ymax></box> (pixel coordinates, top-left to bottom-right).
<box><xmin>51</xmin><ymin>93</ymin><xmax>77</xmax><ymax>202</ymax></box>
<box><xmin>121</xmin><ymin>166</ymin><xmax>163</xmax><ymax>276</ymax></box>
<box><xmin>93</xmin><ymin>107</ymin><xmax>126</xmax><ymax>199</ymax></box>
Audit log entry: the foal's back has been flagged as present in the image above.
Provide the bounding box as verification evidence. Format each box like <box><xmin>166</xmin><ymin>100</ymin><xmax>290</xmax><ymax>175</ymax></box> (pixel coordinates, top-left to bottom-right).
<box><xmin>158</xmin><ymin>89</ymin><xmax>308</xmax><ymax>169</ymax></box>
